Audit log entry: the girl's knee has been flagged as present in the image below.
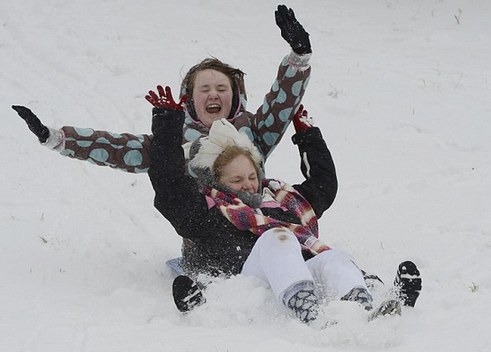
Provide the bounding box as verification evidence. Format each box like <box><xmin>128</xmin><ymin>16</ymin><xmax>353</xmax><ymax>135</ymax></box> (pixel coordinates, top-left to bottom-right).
<box><xmin>314</xmin><ymin>248</ymin><xmax>361</xmax><ymax>271</ymax></box>
<box><xmin>319</xmin><ymin>248</ymin><xmax>352</xmax><ymax>261</ymax></box>
<box><xmin>258</xmin><ymin>228</ymin><xmax>301</xmax><ymax>252</ymax></box>
<box><xmin>262</xmin><ymin>228</ymin><xmax>297</xmax><ymax>243</ymax></box>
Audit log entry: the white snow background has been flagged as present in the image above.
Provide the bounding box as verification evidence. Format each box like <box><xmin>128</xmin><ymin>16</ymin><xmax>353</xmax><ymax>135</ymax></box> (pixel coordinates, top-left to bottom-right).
<box><xmin>1</xmin><ymin>0</ymin><xmax>490</xmax><ymax>351</ymax></box>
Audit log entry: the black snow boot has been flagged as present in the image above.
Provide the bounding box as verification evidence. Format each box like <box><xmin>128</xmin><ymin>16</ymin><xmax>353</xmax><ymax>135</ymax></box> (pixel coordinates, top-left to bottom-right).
<box><xmin>172</xmin><ymin>275</ymin><xmax>205</xmax><ymax>313</ymax></box>
<box><xmin>393</xmin><ymin>261</ymin><xmax>422</xmax><ymax>307</ymax></box>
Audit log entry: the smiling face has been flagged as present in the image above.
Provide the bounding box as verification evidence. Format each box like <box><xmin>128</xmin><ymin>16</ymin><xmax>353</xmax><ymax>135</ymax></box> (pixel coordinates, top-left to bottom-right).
<box><xmin>192</xmin><ymin>69</ymin><xmax>233</xmax><ymax>128</ymax></box>
<box><xmin>218</xmin><ymin>154</ymin><xmax>259</xmax><ymax>194</ymax></box>
<box><xmin>212</xmin><ymin>145</ymin><xmax>260</xmax><ymax>194</ymax></box>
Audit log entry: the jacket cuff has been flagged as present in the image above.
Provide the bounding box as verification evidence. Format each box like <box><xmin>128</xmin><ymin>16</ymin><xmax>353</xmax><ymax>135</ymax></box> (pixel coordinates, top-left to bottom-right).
<box><xmin>41</xmin><ymin>127</ymin><xmax>65</xmax><ymax>151</ymax></box>
<box><xmin>287</xmin><ymin>51</ymin><xmax>312</xmax><ymax>71</ymax></box>
<box><xmin>291</xmin><ymin>127</ymin><xmax>322</xmax><ymax>145</ymax></box>
<box><xmin>151</xmin><ymin>107</ymin><xmax>185</xmax><ymax>135</ymax></box>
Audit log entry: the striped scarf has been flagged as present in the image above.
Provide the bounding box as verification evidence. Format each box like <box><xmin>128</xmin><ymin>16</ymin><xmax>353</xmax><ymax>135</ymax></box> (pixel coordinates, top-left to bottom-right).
<box><xmin>205</xmin><ymin>178</ymin><xmax>330</xmax><ymax>255</ymax></box>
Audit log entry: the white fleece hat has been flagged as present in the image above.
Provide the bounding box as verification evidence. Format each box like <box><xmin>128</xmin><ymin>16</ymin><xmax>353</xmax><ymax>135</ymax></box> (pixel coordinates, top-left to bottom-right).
<box><xmin>188</xmin><ymin>118</ymin><xmax>263</xmax><ymax>177</ymax></box>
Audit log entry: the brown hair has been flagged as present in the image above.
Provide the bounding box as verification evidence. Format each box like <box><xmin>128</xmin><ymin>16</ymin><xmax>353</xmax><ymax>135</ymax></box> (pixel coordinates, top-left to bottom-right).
<box><xmin>212</xmin><ymin>145</ymin><xmax>260</xmax><ymax>181</ymax></box>
<box><xmin>182</xmin><ymin>58</ymin><xmax>246</xmax><ymax>121</ymax></box>
<box><xmin>184</xmin><ymin>57</ymin><xmax>244</xmax><ymax>98</ymax></box>
<box><xmin>184</xmin><ymin>58</ymin><xmax>245</xmax><ymax>98</ymax></box>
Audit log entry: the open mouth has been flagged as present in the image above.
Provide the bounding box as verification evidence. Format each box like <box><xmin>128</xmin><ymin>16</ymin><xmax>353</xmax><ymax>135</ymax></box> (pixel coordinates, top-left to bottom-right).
<box><xmin>206</xmin><ymin>104</ymin><xmax>221</xmax><ymax>114</ymax></box>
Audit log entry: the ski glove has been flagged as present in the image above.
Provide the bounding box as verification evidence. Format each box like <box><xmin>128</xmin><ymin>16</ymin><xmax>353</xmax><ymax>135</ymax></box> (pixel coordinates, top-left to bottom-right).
<box><xmin>146</xmin><ymin>85</ymin><xmax>188</xmax><ymax>110</ymax></box>
<box><xmin>12</xmin><ymin>105</ymin><xmax>50</xmax><ymax>143</ymax></box>
<box><xmin>293</xmin><ymin>105</ymin><xmax>315</xmax><ymax>133</ymax></box>
<box><xmin>275</xmin><ymin>5</ymin><xmax>311</xmax><ymax>55</ymax></box>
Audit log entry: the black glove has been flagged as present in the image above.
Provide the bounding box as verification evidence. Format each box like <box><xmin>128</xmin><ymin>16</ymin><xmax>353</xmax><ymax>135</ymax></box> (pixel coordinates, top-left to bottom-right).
<box><xmin>12</xmin><ymin>105</ymin><xmax>50</xmax><ymax>143</ymax></box>
<box><xmin>275</xmin><ymin>5</ymin><xmax>311</xmax><ymax>55</ymax></box>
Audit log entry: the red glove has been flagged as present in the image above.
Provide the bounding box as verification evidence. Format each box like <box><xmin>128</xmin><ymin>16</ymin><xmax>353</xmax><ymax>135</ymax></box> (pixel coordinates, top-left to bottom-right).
<box><xmin>145</xmin><ymin>85</ymin><xmax>188</xmax><ymax>110</ymax></box>
<box><xmin>293</xmin><ymin>104</ymin><xmax>314</xmax><ymax>133</ymax></box>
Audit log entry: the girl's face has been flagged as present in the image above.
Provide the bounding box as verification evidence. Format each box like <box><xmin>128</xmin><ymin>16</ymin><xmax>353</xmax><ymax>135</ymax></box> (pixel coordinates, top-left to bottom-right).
<box><xmin>192</xmin><ymin>69</ymin><xmax>233</xmax><ymax>128</ymax></box>
<box><xmin>219</xmin><ymin>154</ymin><xmax>259</xmax><ymax>194</ymax></box>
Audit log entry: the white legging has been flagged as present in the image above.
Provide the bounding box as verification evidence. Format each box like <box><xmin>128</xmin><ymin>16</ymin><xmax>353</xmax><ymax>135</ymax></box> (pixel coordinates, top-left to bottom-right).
<box><xmin>241</xmin><ymin>228</ymin><xmax>368</xmax><ymax>302</ymax></box>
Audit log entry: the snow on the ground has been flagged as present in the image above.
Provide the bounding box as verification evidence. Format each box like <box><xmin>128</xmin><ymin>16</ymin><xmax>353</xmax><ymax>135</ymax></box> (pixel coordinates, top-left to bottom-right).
<box><xmin>1</xmin><ymin>1</ymin><xmax>490</xmax><ymax>351</ymax></box>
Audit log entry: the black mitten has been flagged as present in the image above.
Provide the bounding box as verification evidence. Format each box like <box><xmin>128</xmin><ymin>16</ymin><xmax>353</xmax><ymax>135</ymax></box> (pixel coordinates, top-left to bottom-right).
<box><xmin>12</xmin><ymin>105</ymin><xmax>50</xmax><ymax>143</ymax></box>
<box><xmin>275</xmin><ymin>5</ymin><xmax>311</xmax><ymax>55</ymax></box>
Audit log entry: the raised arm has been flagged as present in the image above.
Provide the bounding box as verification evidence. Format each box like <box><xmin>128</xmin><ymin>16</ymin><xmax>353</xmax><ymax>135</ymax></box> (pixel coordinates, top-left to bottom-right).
<box><xmin>291</xmin><ymin>106</ymin><xmax>338</xmax><ymax>218</ymax></box>
<box><xmin>236</xmin><ymin>5</ymin><xmax>313</xmax><ymax>160</ymax></box>
<box><xmin>148</xmin><ymin>87</ymin><xmax>223</xmax><ymax>239</ymax></box>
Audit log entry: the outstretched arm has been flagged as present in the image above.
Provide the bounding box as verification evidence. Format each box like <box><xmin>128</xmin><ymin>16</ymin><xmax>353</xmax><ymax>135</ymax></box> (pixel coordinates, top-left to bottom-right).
<box><xmin>12</xmin><ymin>105</ymin><xmax>154</xmax><ymax>173</ymax></box>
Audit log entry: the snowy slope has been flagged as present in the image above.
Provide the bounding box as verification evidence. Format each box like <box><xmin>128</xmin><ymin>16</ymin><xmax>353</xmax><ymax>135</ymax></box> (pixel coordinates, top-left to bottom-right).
<box><xmin>1</xmin><ymin>0</ymin><xmax>490</xmax><ymax>351</ymax></box>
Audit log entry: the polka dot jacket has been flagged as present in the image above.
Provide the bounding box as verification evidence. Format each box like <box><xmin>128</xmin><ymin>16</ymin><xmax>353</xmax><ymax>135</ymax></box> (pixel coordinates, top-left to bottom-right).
<box><xmin>59</xmin><ymin>53</ymin><xmax>311</xmax><ymax>173</ymax></box>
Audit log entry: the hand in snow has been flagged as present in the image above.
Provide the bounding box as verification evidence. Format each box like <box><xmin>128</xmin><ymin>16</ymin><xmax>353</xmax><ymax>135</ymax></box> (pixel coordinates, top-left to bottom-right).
<box><xmin>146</xmin><ymin>85</ymin><xmax>188</xmax><ymax>110</ymax></box>
<box><xmin>293</xmin><ymin>105</ymin><xmax>315</xmax><ymax>133</ymax></box>
<box><xmin>275</xmin><ymin>5</ymin><xmax>311</xmax><ymax>55</ymax></box>
<box><xmin>12</xmin><ymin>105</ymin><xmax>50</xmax><ymax>143</ymax></box>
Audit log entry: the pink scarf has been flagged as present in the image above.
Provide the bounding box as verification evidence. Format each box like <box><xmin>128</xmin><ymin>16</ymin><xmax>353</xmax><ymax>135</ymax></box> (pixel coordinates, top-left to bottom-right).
<box><xmin>205</xmin><ymin>179</ymin><xmax>330</xmax><ymax>255</ymax></box>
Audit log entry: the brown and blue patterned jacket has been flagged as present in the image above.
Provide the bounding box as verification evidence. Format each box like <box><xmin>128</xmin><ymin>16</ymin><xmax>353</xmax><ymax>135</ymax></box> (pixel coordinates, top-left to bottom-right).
<box><xmin>56</xmin><ymin>52</ymin><xmax>311</xmax><ymax>173</ymax></box>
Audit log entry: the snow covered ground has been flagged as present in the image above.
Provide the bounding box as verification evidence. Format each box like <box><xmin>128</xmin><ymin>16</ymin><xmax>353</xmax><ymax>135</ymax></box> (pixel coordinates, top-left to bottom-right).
<box><xmin>1</xmin><ymin>0</ymin><xmax>490</xmax><ymax>351</ymax></box>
